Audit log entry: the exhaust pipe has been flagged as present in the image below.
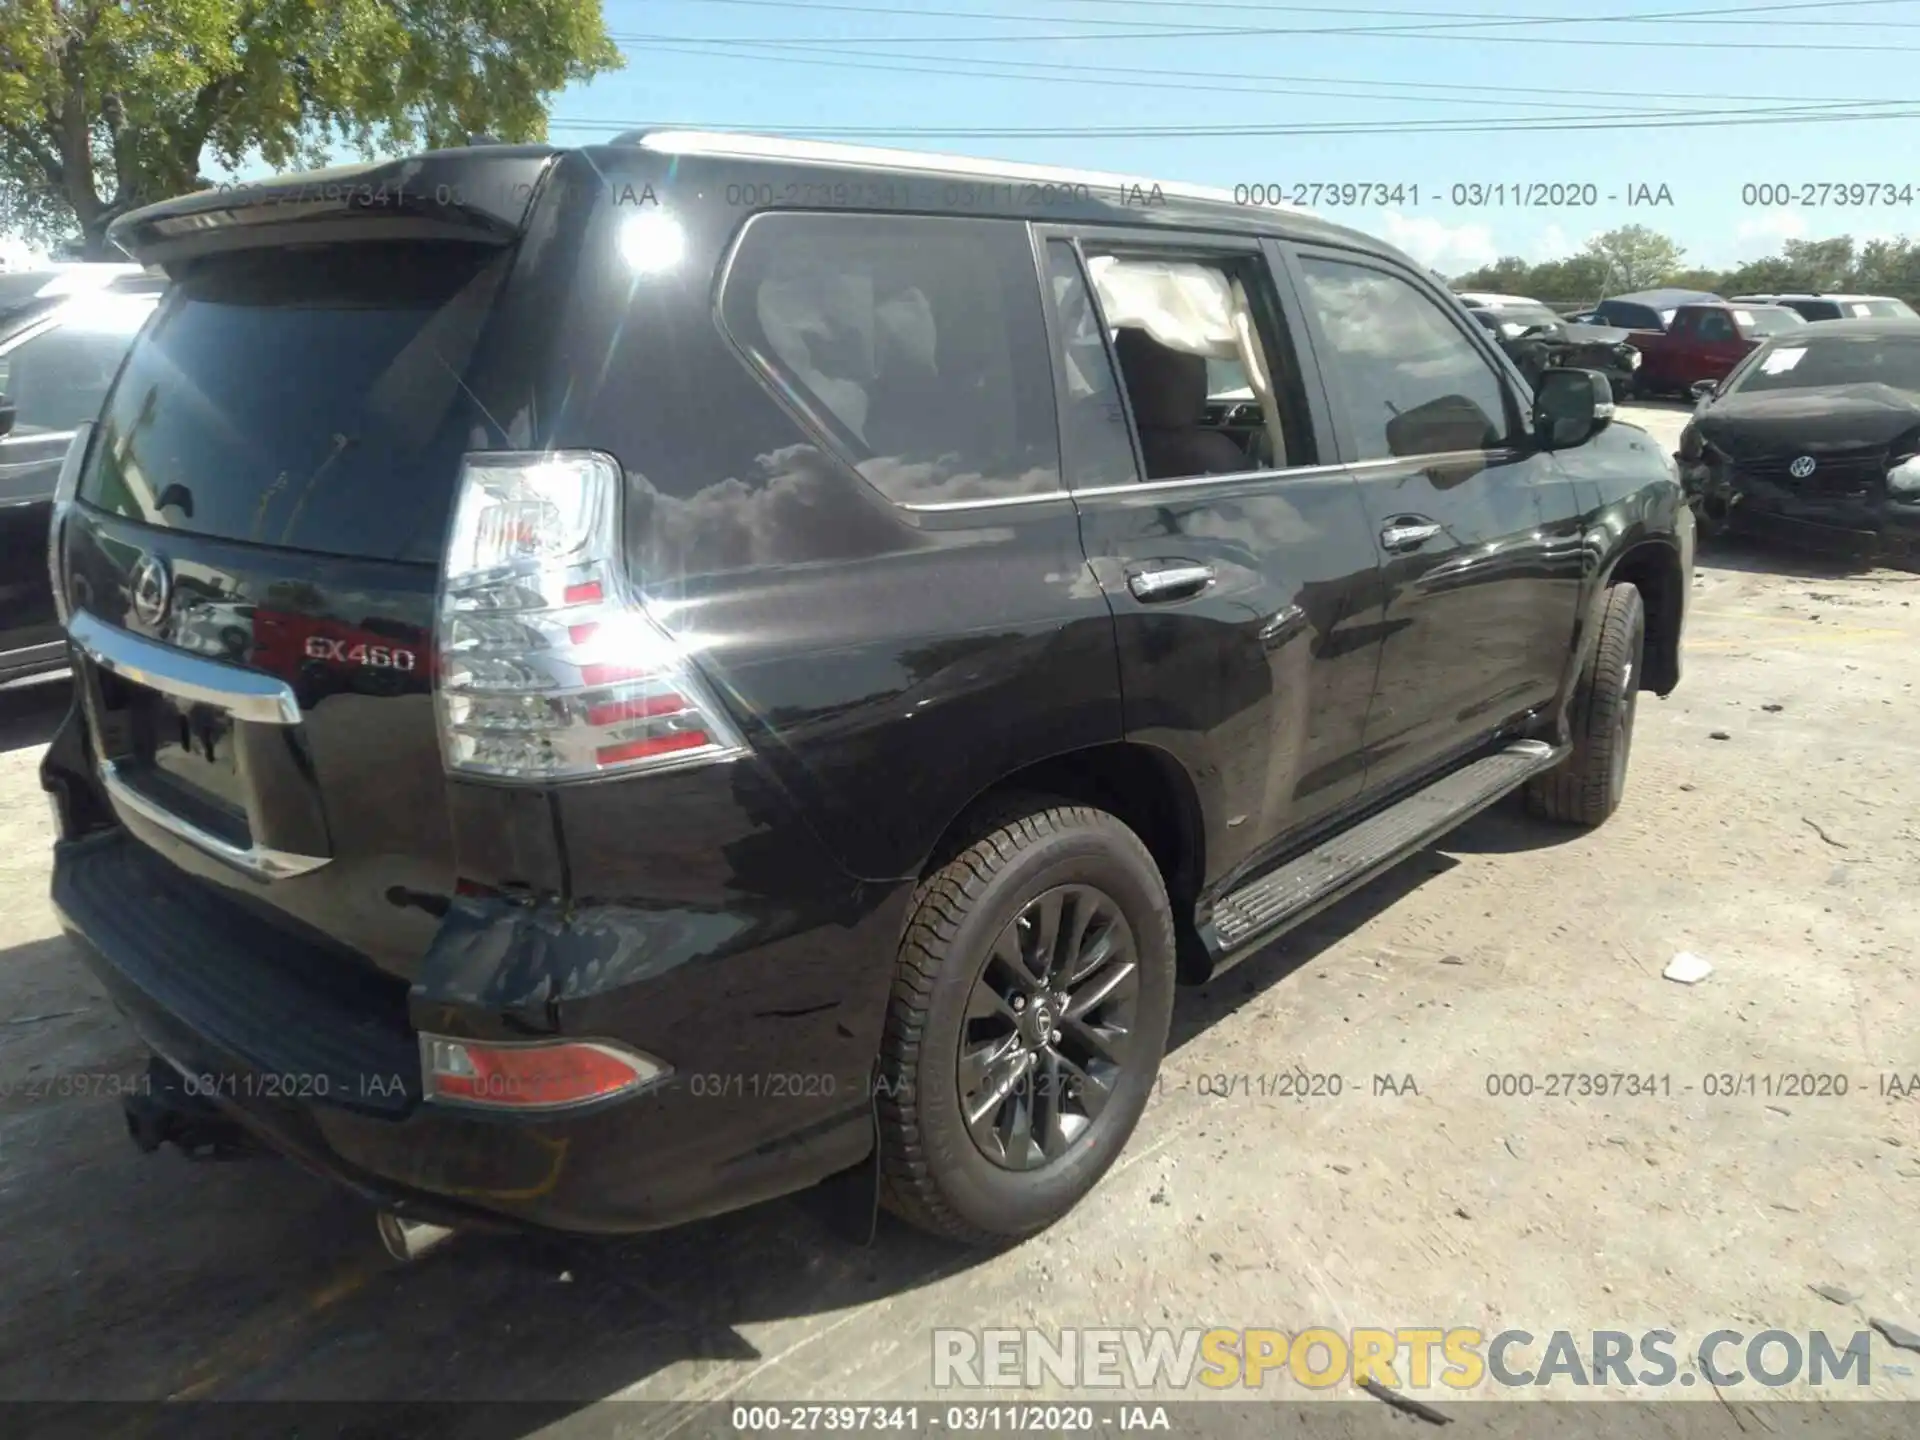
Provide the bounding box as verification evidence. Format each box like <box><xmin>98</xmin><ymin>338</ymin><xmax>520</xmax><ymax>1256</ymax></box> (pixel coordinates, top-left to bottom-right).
<box><xmin>377</xmin><ymin>1211</ymin><xmax>455</xmax><ymax>1262</ymax></box>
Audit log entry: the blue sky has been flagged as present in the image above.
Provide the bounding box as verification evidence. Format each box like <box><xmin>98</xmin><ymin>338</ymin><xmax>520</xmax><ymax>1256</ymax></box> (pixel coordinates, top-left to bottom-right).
<box><xmin>541</xmin><ymin>0</ymin><xmax>1920</xmax><ymax>273</ymax></box>
<box><xmin>11</xmin><ymin>0</ymin><xmax>1917</xmax><ymax>275</ymax></box>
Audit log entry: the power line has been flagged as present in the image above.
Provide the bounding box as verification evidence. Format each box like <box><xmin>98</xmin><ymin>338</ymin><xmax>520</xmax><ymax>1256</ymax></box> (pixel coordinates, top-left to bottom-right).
<box><xmin>549</xmin><ymin>104</ymin><xmax>1920</xmax><ymax>138</ymax></box>
<box><xmin>602</xmin><ymin>0</ymin><xmax>1920</xmax><ymax>51</ymax></box>
<box><xmin>658</xmin><ymin>0</ymin><xmax>1920</xmax><ymax>32</ymax></box>
<box><xmin>614</xmin><ymin>35</ymin><xmax>1914</xmax><ymax>112</ymax></box>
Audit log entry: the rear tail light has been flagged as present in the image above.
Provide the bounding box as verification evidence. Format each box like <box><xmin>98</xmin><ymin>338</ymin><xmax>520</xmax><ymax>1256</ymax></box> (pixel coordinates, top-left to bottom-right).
<box><xmin>434</xmin><ymin>450</ymin><xmax>745</xmax><ymax>779</ymax></box>
<box><xmin>47</xmin><ymin>422</ymin><xmax>94</xmax><ymax>628</ymax></box>
<box><xmin>420</xmin><ymin>1034</ymin><xmax>669</xmax><ymax>1111</ymax></box>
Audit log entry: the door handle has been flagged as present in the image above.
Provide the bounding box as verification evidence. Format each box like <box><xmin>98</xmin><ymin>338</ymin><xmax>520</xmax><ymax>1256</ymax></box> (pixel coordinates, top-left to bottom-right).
<box><xmin>1380</xmin><ymin>520</ymin><xmax>1441</xmax><ymax>552</ymax></box>
<box><xmin>1126</xmin><ymin>563</ymin><xmax>1215</xmax><ymax>602</ymax></box>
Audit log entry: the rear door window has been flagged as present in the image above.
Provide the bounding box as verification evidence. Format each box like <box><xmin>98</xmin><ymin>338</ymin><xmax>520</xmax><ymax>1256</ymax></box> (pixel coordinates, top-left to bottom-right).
<box><xmin>1295</xmin><ymin>256</ymin><xmax>1513</xmax><ymax>461</ymax></box>
<box><xmin>77</xmin><ymin>242</ymin><xmax>509</xmax><ymax>563</ymax></box>
<box><xmin>720</xmin><ymin>212</ymin><xmax>1060</xmax><ymax>506</ymax></box>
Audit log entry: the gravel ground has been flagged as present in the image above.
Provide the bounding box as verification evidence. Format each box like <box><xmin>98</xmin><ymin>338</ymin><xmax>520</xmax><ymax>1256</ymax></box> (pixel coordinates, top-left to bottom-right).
<box><xmin>0</xmin><ymin>403</ymin><xmax>1915</xmax><ymax>1435</ymax></box>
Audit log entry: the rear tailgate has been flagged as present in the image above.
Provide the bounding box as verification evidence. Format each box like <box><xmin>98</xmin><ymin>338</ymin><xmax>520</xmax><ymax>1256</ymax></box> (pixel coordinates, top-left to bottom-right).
<box><xmin>56</xmin><ymin>154</ymin><xmax>559</xmax><ymax>981</ymax></box>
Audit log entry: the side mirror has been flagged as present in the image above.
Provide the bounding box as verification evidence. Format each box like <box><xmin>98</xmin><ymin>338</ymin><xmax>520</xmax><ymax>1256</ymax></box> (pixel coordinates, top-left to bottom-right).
<box><xmin>0</xmin><ymin>394</ymin><xmax>15</xmax><ymax>438</ymax></box>
<box><xmin>1533</xmin><ymin>368</ymin><xmax>1614</xmax><ymax>450</ymax></box>
<box><xmin>1690</xmin><ymin>378</ymin><xmax>1719</xmax><ymax>403</ymax></box>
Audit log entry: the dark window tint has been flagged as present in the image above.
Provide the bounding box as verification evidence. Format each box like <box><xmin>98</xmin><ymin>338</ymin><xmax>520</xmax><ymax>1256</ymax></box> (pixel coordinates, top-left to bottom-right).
<box><xmin>721</xmin><ymin>212</ymin><xmax>1060</xmax><ymax>506</ymax></box>
<box><xmin>1598</xmin><ymin>302</ymin><xmax>1660</xmax><ymax>330</ymax></box>
<box><xmin>1696</xmin><ymin>310</ymin><xmax>1738</xmax><ymax>342</ymax></box>
<box><xmin>1297</xmin><ymin>258</ymin><xmax>1509</xmax><ymax>460</ymax></box>
<box><xmin>1667</xmin><ymin>311</ymin><xmax>1697</xmax><ymax>337</ymax></box>
<box><xmin>1041</xmin><ymin>240</ymin><xmax>1139</xmax><ymax>490</ymax></box>
<box><xmin>0</xmin><ymin>297</ymin><xmax>154</xmax><ymax>435</ymax></box>
<box><xmin>77</xmin><ymin>243</ymin><xmax>507</xmax><ymax>563</ymax></box>
<box><xmin>1784</xmin><ymin>300</ymin><xmax>1843</xmax><ymax>321</ymax></box>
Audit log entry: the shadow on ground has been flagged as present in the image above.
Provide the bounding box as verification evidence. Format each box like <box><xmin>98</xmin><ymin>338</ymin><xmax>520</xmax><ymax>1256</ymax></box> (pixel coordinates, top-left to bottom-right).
<box><xmin>0</xmin><ymin>798</ymin><xmax>1569</xmax><ymax>1436</ymax></box>
<box><xmin>0</xmin><ymin>682</ymin><xmax>69</xmax><ymax>756</ymax></box>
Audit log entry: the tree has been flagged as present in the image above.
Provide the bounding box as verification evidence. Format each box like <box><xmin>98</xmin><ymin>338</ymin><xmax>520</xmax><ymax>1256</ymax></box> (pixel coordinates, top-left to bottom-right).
<box><xmin>1525</xmin><ymin>253</ymin><xmax>1611</xmax><ymax>306</ymax></box>
<box><xmin>1452</xmin><ymin>256</ymin><xmax>1535</xmax><ymax>294</ymax></box>
<box><xmin>1665</xmin><ymin>267</ymin><xmax>1725</xmax><ymax>294</ymax></box>
<box><xmin>0</xmin><ymin>0</ymin><xmax>623</xmax><ymax>258</ymax></box>
<box><xmin>1580</xmin><ymin>225</ymin><xmax>1686</xmax><ymax>292</ymax></box>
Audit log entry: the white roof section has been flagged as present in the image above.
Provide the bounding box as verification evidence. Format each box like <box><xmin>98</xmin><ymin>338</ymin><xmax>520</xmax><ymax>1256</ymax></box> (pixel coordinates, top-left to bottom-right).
<box><xmin>631</xmin><ymin>130</ymin><xmax>1317</xmax><ymax>217</ymax></box>
<box><xmin>1730</xmin><ymin>292</ymin><xmax>1898</xmax><ymax>302</ymax></box>
<box><xmin>1455</xmin><ymin>291</ymin><xmax>1547</xmax><ymax>308</ymax></box>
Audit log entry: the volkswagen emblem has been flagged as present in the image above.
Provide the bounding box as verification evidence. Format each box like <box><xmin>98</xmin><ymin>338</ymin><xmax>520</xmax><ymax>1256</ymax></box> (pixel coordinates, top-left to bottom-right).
<box><xmin>129</xmin><ymin>553</ymin><xmax>172</xmax><ymax>627</ymax></box>
<box><xmin>1789</xmin><ymin>455</ymin><xmax>1817</xmax><ymax>479</ymax></box>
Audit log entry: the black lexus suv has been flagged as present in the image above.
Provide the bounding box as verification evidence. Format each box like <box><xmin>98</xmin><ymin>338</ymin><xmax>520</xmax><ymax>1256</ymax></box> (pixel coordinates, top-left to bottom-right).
<box><xmin>41</xmin><ymin>132</ymin><xmax>1692</xmax><ymax>1248</ymax></box>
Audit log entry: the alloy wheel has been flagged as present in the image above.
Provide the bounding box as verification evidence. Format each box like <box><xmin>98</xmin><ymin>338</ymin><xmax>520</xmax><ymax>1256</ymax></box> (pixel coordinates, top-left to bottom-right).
<box><xmin>956</xmin><ymin>884</ymin><xmax>1141</xmax><ymax>1171</ymax></box>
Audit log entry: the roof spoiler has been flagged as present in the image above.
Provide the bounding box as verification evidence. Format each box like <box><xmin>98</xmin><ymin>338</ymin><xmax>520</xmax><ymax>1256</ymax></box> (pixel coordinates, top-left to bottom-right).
<box><xmin>107</xmin><ymin>147</ymin><xmax>561</xmax><ymax>270</ymax></box>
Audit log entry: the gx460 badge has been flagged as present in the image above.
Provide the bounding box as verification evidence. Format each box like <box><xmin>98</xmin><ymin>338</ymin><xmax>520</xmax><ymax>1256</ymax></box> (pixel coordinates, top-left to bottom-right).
<box><xmin>303</xmin><ymin>636</ymin><xmax>418</xmax><ymax>670</ymax></box>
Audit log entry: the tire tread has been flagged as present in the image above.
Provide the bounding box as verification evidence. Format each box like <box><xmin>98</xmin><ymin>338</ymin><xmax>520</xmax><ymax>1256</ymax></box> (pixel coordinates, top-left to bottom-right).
<box><xmin>1527</xmin><ymin>582</ymin><xmax>1644</xmax><ymax>826</ymax></box>
<box><xmin>875</xmin><ymin>795</ymin><xmax>1170</xmax><ymax>1244</ymax></box>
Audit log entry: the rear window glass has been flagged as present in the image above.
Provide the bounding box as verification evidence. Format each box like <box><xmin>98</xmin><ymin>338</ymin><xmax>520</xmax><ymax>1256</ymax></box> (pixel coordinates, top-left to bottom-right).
<box><xmin>77</xmin><ymin>243</ymin><xmax>506</xmax><ymax>563</ymax></box>
<box><xmin>720</xmin><ymin>211</ymin><xmax>1060</xmax><ymax>506</ymax></box>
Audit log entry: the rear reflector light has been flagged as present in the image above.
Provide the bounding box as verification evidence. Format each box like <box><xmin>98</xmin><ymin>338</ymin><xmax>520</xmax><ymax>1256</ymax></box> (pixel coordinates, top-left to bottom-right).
<box><xmin>435</xmin><ymin>451</ymin><xmax>746</xmax><ymax>780</ymax></box>
<box><xmin>420</xmin><ymin>1035</ymin><xmax>669</xmax><ymax>1111</ymax></box>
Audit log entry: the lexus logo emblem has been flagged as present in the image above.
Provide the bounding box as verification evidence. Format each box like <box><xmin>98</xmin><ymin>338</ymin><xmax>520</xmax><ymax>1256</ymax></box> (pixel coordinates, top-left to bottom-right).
<box><xmin>1789</xmin><ymin>455</ymin><xmax>1817</xmax><ymax>479</ymax></box>
<box><xmin>129</xmin><ymin>553</ymin><xmax>172</xmax><ymax>627</ymax></box>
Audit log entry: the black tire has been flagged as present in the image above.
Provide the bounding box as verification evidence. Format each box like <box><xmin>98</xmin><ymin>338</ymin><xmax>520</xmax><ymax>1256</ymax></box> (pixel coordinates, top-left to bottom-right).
<box><xmin>876</xmin><ymin>797</ymin><xmax>1176</xmax><ymax>1245</ymax></box>
<box><xmin>1527</xmin><ymin>582</ymin><xmax>1645</xmax><ymax>827</ymax></box>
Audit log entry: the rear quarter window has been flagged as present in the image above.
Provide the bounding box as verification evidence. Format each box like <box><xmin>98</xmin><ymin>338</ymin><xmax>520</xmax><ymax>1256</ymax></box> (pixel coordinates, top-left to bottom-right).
<box><xmin>719</xmin><ymin>211</ymin><xmax>1061</xmax><ymax>506</ymax></box>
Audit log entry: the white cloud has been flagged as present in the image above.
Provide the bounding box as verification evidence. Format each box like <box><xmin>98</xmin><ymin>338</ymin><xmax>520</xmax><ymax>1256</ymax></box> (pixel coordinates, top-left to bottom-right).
<box><xmin>1378</xmin><ymin>210</ymin><xmax>1498</xmax><ymax>272</ymax></box>
<box><xmin>1727</xmin><ymin>210</ymin><xmax>1808</xmax><ymax>260</ymax></box>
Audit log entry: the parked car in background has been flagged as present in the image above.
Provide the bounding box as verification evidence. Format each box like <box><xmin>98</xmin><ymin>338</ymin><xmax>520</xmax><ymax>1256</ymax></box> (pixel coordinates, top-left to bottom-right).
<box><xmin>1457</xmin><ymin>291</ymin><xmax>1643</xmax><ymax>397</ymax></box>
<box><xmin>1590</xmin><ymin>288</ymin><xmax>1724</xmax><ymax>334</ymax></box>
<box><xmin>1729</xmin><ymin>292</ymin><xmax>1917</xmax><ymax>323</ymax></box>
<box><xmin>1635</xmin><ymin>302</ymin><xmax>1807</xmax><ymax>397</ymax></box>
<box><xmin>1678</xmin><ymin>317</ymin><xmax>1920</xmax><ymax>562</ymax></box>
<box><xmin>0</xmin><ymin>274</ymin><xmax>163</xmax><ymax>689</ymax></box>
<box><xmin>0</xmin><ymin>264</ymin><xmax>148</xmax><ymax>327</ymax></box>
<box><xmin>42</xmin><ymin>132</ymin><xmax>1690</xmax><ymax>1251</ymax></box>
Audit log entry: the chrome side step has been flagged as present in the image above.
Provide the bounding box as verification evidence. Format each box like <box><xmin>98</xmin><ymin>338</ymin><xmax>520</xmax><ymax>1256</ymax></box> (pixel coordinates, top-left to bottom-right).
<box><xmin>1202</xmin><ymin>740</ymin><xmax>1566</xmax><ymax>970</ymax></box>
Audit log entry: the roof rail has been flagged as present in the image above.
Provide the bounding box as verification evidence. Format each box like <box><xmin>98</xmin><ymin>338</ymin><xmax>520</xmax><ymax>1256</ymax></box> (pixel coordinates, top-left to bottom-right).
<box><xmin>617</xmin><ymin>129</ymin><xmax>1312</xmax><ymax>215</ymax></box>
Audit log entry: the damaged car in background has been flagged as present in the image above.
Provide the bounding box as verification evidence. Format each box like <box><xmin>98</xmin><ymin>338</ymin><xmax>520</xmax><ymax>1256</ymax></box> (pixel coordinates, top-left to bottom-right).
<box><xmin>1677</xmin><ymin>317</ymin><xmax>1920</xmax><ymax>564</ymax></box>
<box><xmin>1457</xmin><ymin>292</ymin><xmax>1642</xmax><ymax>397</ymax></box>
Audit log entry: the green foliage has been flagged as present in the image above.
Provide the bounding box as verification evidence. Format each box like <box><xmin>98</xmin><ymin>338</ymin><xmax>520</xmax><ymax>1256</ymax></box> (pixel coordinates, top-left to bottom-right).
<box><xmin>0</xmin><ymin>0</ymin><xmax>622</xmax><ymax>254</ymax></box>
<box><xmin>1454</xmin><ymin>227</ymin><xmax>1920</xmax><ymax>312</ymax></box>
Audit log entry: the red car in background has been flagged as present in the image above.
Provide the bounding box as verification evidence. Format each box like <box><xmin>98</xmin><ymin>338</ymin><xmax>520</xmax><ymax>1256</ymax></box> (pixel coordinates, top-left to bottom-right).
<box><xmin>1637</xmin><ymin>302</ymin><xmax>1809</xmax><ymax>397</ymax></box>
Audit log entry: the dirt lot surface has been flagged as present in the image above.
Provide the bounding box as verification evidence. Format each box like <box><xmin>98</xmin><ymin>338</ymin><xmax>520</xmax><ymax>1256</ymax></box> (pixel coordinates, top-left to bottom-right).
<box><xmin>1</xmin><ymin>403</ymin><xmax>1916</xmax><ymax>1436</ymax></box>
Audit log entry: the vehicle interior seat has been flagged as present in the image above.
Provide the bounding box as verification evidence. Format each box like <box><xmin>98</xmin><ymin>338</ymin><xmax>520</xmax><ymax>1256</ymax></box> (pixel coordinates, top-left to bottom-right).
<box><xmin>1113</xmin><ymin>328</ymin><xmax>1251</xmax><ymax>479</ymax></box>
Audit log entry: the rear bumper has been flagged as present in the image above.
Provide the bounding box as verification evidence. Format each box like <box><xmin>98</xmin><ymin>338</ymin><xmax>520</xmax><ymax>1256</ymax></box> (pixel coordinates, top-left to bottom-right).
<box><xmin>53</xmin><ymin>829</ymin><xmax>906</xmax><ymax>1234</ymax></box>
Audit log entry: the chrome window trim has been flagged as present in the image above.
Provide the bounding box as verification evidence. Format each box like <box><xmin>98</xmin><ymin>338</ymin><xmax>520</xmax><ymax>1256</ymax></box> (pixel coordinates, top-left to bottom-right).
<box><xmin>97</xmin><ymin>759</ymin><xmax>330</xmax><ymax>880</ymax></box>
<box><xmin>67</xmin><ymin>609</ymin><xmax>301</xmax><ymax>725</ymax></box>
<box><xmin>898</xmin><ymin>450</ymin><xmax>1499</xmax><ymax>512</ymax></box>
